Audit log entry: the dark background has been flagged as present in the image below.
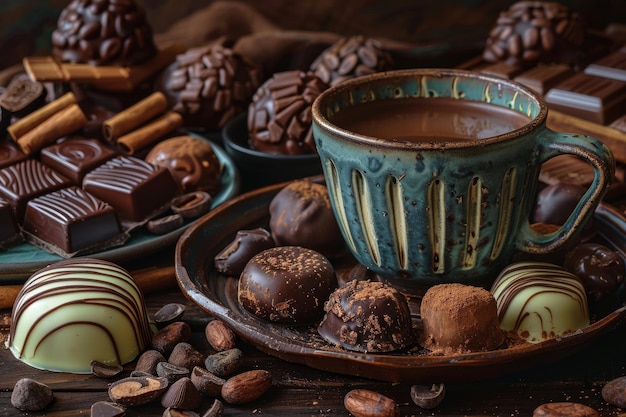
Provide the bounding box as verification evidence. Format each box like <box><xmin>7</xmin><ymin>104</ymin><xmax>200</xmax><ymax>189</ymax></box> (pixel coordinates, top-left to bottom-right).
<box><xmin>1</xmin><ymin>0</ymin><xmax>625</xmax><ymax>71</ymax></box>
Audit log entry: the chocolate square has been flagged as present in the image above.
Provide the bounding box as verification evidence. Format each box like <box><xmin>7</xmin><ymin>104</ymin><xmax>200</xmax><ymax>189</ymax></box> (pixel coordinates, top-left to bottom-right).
<box><xmin>82</xmin><ymin>155</ymin><xmax>180</xmax><ymax>223</ymax></box>
<box><xmin>514</xmin><ymin>64</ymin><xmax>574</xmax><ymax>95</ymax></box>
<box><xmin>0</xmin><ymin>139</ymin><xmax>28</xmax><ymax>169</ymax></box>
<box><xmin>22</xmin><ymin>186</ymin><xmax>125</xmax><ymax>256</ymax></box>
<box><xmin>40</xmin><ymin>136</ymin><xmax>117</xmax><ymax>184</ymax></box>
<box><xmin>0</xmin><ymin>159</ymin><xmax>71</xmax><ymax>221</ymax></box>
<box><xmin>584</xmin><ymin>48</ymin><xmax>626</xmax><ymax>82</ymax></box>
<box><xmin>0</xmin><ymin>197</ymin><xmax>22</xmax><ymax>249</ymax></box>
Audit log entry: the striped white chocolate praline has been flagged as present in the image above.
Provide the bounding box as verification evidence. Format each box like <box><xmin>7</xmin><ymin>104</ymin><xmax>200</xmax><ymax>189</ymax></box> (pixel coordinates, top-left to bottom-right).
<box><xmin>490</xmin><ymin>261</ymin><xmax>589</xmax><ymax>343</ymax></box>
<box><xmin>9</xmin><ymin>258</ymin><xmax>154</xmax><ymax>373</ymax></box>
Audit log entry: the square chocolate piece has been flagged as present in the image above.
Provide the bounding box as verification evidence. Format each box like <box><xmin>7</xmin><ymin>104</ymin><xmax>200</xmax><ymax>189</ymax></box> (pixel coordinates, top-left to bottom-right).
<box><xmin>514</xmin><ymin>64</ymin><xmax>574</xmax><ymax>95</ymax></box>
<box><xmin>0</xmin><ymin>139</ymin><xmax>28</xmax><ymax>169</ymax></box>
<box><xmin>545</xmin><ymin>72</ymin><xmax>626</xmax><ymax>125</ymax></box>
<box><xmin>22</xmin><ymin>187</ymin><xmax>126</xmax><ymax>256</ymax></box>
<box><xmin>40</xmin><ymin>136</ymin><xmax>117</xmax><ymax>184</ymax></box>
<box><xmin>584</xmin><ymin>48</ymin><xmax>626</xmax><ymax>82</ymax></box>
<box><xmin>82</xmin><ymin>155</ymin><xmax>180</xmax><ymax>223</ymax></box>
<box><xmin>0</xmin><ymin>159</ymin><xmax>71</xmax><ymax>221</ymax></box>
<box><xmin>0</xmin><ymin>197</ymin><xmax>22</xmax><ymax>249</ymax></box>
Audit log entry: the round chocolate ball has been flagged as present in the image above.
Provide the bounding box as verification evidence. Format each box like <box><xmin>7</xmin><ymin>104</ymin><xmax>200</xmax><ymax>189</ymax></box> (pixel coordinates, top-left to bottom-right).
<box><xmin>269</xmin><ymin>179</ymin><xmax>345</xmax><ymax>259</ymax></box>
<box><xmin>564</xmin><ymin>243</ymin><xmax>625</xmax><ymax>302</ymax></box>
<box><xmin>482</xmin><ymin>1</ymin><xmax>586</xmax><ymax>67</ymax></box>
<box><xmin>157</xmin><ymin>44</ymin><xmax>262</xmax><ymax>130</ymax></box>
<box><xmin>145</xmin><ymin>136</ymin><xmax>222</xmax><ymax>195</ymax></box>
<box><xmin>51</xmin><ymin>0</ymin><xmax>157</xmax><ymax>66</ymax></box>
<box><xmin>318</xmin><ymin>279</ymin><xmax>415</xmax><ymax>353</ymax></box>
<box><xmin>238</xmin><ymin>246</ymin><xmax>337</xmax><ymax>324</ymax></box>
<box><xmin>310</xmin><ymin>36</ymin><xmax>394</xmax><ymax>87</ymax></box>
<box><xmin>248</xmin><ymin>70</ymin><xmax>328</xmax><ymax>155</ymax></box>
<box><xmin>533</xmin><ymin>182</ymin><xmax>594</xmax><ymax>240</ymax></box>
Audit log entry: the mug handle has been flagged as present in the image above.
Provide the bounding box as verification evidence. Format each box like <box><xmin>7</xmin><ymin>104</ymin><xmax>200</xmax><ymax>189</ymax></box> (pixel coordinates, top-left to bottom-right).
<box><xmin>516</xmin><ymin>129</ymin><xmax>615</xmax><ymax>254</ymax></box>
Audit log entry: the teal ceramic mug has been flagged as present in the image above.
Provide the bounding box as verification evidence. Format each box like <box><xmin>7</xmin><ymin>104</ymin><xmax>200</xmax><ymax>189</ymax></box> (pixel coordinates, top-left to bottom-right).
<box><xmin>311</xmin><ymin>68</ymin><xmax>614</xmax><ymax>294</ymax></box>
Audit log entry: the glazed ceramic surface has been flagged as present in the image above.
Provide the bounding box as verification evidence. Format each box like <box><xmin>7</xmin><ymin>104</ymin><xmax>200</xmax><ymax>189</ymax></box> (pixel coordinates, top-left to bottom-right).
<box><xmin>312</xmin><ymin>68</ymin><xmax>614</xmax><ymax>291</ymax></box>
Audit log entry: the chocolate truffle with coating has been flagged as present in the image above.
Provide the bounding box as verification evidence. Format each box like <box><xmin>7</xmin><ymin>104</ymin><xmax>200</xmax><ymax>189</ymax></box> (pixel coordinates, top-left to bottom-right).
<box><xmin>145</xmin><ymin>135</ymin><xmax>222</xmax><ymax>195</ymax></box>
<box><xmin>214</xmin><ymin>228</ymin><xmax>275</xmax><ymax>277</ymax></box>
<box><xmin>318</xmin><ymin>279</ymin><xmax>415</xmax><ymax>353</ymax></box>
<box><xmin>269</xmin><ymin>179</ymin><xmax>344</xmax><ymax>259</ymax></box>
<box><xmin>419</xmin><ymin>283</ymin><xmax>505</xmax><ymax>354</ymax></box>
<box><xmin>238</xmin><ymin>246</ymin><xmax>337</xmax><ymax>324</ymax></box>
<box><xmin>564</xmin><ymin>243</ymin><xmax>625</xmax><ymax>302</ymax></box>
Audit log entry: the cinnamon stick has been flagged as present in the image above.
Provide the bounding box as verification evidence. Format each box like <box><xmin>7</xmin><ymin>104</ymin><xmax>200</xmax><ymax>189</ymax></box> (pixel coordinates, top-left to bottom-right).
<box><xmin>16</xmin><ymin>103</ymin><xmax>88</xmax><ymax>155</ymax></box>
<box><xmin>116</xmin><ymin>111</ymin><xmax>183</xmax><ymax>154</ymax></box>
<box><xmin>103</xmin><ymin>92</ymin><xmax>169</xmax><ymax>142</ymax></box>
<box><xmin>7</xmin><ymin>92</ymin><xmax>78</xmax><ymax>141</ymax></box>
<box><xmin>0</xmin><ymin>265</ymin><xmax>177</xmax><ymax>310</ymax></box>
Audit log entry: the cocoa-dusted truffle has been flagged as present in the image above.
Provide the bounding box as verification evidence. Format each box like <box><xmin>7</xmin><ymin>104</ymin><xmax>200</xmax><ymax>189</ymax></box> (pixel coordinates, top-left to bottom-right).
<box><xmin>310</xmin><ymin>36</ymin><xmax>394</xmax><ymax>87</ymax></box>
<box><xmin>269</xmin><ymin>179</ymin><xmax>344</xmax><ymax>259</ymax></box>
<box><xmin>482</xmin><ymin>1</ymin><xmax>586</xmax><ymax>67</ymax></box>
<box><xmin>157</xmin><ymin>44</ymin><xmax>262</xmax><ymax>130</ymax></box>
<box><xmin>248</xmin><ymin>70</ymin><xmax>328</xmax><ymax>155</ymax></box>
<box><xmin>51</xmin><ymin>0</ymin><xmax>157</xmax><ymax>66</ymax></box>
<box><xmin>419</xmin><ymin>283</ymin><xmax>505</xmax><ymax>354</ymax></box>
<box><xmin>318</xmin><ymin>279</ymin><xmax>414</xmax><ymax>353</ymax></box>
<box><xmin>145</xmin><ymin>135</ymin><xmax>222</xmax><ymax>195</ymax></box>
<box><xmin>238</xmin><ymin>246</ymin><xmax>337</xmax><ymax>324</ymax></box>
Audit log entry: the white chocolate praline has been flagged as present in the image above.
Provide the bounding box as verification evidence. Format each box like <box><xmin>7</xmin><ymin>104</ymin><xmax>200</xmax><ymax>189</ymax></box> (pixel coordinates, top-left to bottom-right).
<box><xmin>9</xmin><ymin>258</ymin><xmax>154</xmax><ymax>373</ymax></box>
<box><xmin>490</xmin><ymin>261</ymin><xmax>590</xmax><ymax>343</ymax></box>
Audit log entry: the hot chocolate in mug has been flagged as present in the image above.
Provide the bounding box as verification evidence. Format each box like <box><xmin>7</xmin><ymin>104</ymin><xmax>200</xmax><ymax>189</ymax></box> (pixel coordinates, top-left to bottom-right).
<box><xmin>312</xmin><ymin>68</ymin><xmax>614</xmax><ymax>293</ymax></box>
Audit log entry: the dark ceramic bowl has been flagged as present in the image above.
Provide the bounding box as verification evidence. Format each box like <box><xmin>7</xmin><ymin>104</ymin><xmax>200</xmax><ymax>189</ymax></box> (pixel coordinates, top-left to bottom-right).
<box><xmin>222</xmin><ymin>112</ymin><xmax>322</xmax><ymax>189</ymax></box>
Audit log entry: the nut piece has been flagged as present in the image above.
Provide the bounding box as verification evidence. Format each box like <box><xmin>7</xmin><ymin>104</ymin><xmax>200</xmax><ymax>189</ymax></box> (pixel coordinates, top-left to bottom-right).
<box><xmin>152</xmin><ymin>321</ymin><xmax>192</xmax><ymax>355</ymax></box>
<box><xmin>203</xmin><ymin>399</ymin><xmax>225</xmax><ymax>417</ymax></box>
<box><xmin>190</xmin><ymin>366</ymin><xmax>225</xmax><ymax>397</ymax></box>
<box><xmin>603</xmin><ymin>375</ymin><xmax>626</xmax><ymax>407</ymax></box>
<box><xmin>90</xmin><ymin>360</ymin><xmax>124</xmax><ymax>378</ymax></box>
<box><xmin>154</xmin><ymin>303</ymin><xmax>186</xmax><ymax>327</ymax></box>
<box><xmin>90</xmin><ymin>401</ymin><xmax>126</xmax><ymax>417</ymax></box>
<box><xmin>533</xmin><ymin>402</ymin><xmax>599</xmax><ymax>417</ymax></box>
<box><xmin>205</xmin><ymin>319</ymin><xmax>237</xmax><ymax>352</ymax></box>
<box><xmin>344</xmin><ymin>389</ymin><xmax>399</xmax><ymax>417</ymax></box>
<box><xmin>108</xmin><ymin>376</ymin><xmax>169</xmax><ymax>407</ymax></box>
<box><xmin>204</xmin><ymin>348</ymin><xmax>244</xmax><ymax>377</ymax></box>
<box><xmin>168</xmin><ymin>342</ymin><xmax>205</xmax><ymax>371</ymax></box>
<box><xmin>161</xmin><ymin>377</ymin><xmax>202</xmax><ymax>410</ymax></box>
<box><xmin>11</xmin><ymin>378</ymin><xmax>54</xmax><ymax>411</ymax></box>
<box><xmin>163</xmin><ymin>408</ymin><xmax>200</xmax><ymax>417</ymax></box>
<box><xmin>410</xmin><ymin>383</ymin><xmax>445</xmax><ymax>409</ymax></box>
<box><xmin>157</xmin><ymin>361</ymin><xmax>190</xmax><ymax>384</ymax></box>
<box><xmin>220</xmin><ymin>369</ymin><xmax>272</xmax><ymax>404</ymax></box>
<box><xmin>135</xmin><ymin>350</ymin><xmax>166</xmax><ymax>375</ymax></box>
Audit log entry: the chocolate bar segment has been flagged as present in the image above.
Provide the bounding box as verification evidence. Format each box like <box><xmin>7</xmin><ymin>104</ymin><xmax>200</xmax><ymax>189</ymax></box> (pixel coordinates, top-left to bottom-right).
<box><xmin>22</xmin><ymin>186</ymin><xmax>125</xmax><ymax>256</ymax></box>
<box><xmin>0</xmin><ymin>159</ymin><xmax>71</xmax><ymax>221</ymax></box>
<box><xmin>40</xmin><ymin>137</ymin><xmax>117</xmax><ymax>184</ymax></box>
<box><xmin>544</xmin><ymin>72</ymin><xmax>626</xmax><ymax>125</ymax></box>
<box><xmin>82</xmin><ymin>155</ymin><xmax>180</xmax><ymax>223</ymax></box>
<box><xmin>0</xmin><ymin>139</ymin><xmax>27</xmax><ymax>169</ymax></box>
<box><xmin>513</xmin><ymin>64</ymin><xmax>574</xmax><ymax>95</ymax></box>
<box><xmin>584</xmin><ymin>48</ymin><xmax>626</xmax><ymax>82</ymax></box>
<box><xmin>0</xmin><ymin>198</ymin><xmax>22</xmax><ymax>250</ymax></box>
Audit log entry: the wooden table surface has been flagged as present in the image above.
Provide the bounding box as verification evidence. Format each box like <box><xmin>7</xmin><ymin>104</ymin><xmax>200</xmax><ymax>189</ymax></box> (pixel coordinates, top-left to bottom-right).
<box><xmin>2</xmin><ymin>248</ymin><xmax>626</xmax><ymax>417</ymax></box>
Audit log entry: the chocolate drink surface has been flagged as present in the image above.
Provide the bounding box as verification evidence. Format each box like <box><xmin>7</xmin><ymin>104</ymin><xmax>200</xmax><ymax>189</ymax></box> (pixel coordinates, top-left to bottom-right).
<box><xmin>330</xmin><ymin>97</ymin><xmax>532</xmax><ymax>142</ymax></box>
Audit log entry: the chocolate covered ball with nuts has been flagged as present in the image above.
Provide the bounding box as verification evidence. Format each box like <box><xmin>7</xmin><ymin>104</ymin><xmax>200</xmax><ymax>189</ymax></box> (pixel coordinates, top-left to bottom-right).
<box><xmin>248</xmin><ymin>70</ymin><xmax>328</xmax><ymax>155</ymax></box>
<box><xmin>51</xmin><ymin>0</ymin><xmax>157</xmax><ymax>66</ymax></box>
<box><xmin>310</xmin><ymin>36</ymin><xmax>394</xmax><ymax>87</ymax></box>
<box><xmin>482</xmin><ymin>1</ymin><xmax>586</xmax><ymax>67</ymax></box>
<box><xmin>157</xmin><ymin>44</ymin><xmax>262</xmax><ymax>130</ymax></box>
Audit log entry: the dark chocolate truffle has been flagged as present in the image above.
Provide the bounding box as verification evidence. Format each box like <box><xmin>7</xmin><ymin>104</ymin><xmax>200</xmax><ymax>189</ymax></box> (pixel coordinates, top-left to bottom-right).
<box><xmin>318</xmin><ymin>279</ymin><xmax>414</xmax><ymax>353</ymax></box>
<box><xmin>214</xmin><ymin>228</ymin><xmax>275</xmax><ymax>277</ymax></box>
<box><xmin>482</xmin><ymin>1</ymin><xmax>586</xmax><ymax>67</ymax></box>
<box><xmin>310</xmin><ymin>36</ymin><xmax>394</xmax><ymax>87</ymax></box>
<box><xmin>248</xmin><ymin>70</ymin><xmax>328</xmax><ymax>155</ymax></box>
<box><xmin>533</xmin><ymin>182</ymin><xmax>594</xmax><ymax>240</ymax></box>
<box><xmin>157</xmin><ymin>44</ymin><xmax>262</xmax><ymax>130</ymax></box>
<box><xmin>419</xmin><ymin>283</ymin><xmax>504</xmax><ymax>354</ymax></box>
<box><xmin>564</xmin><ymin>243</ymin><xmax>625</xmax><ymax>302</ymax></box>
<box><xmin>144</xmin><ymin>136</ymin><xmax>222</xmax><ymax>195</ymax></box>
<box><xmin>238</xmin><ymin>246</ymin><xmax>337</xmax><ymax>324</ymax></box>
<box><xmin>269</xmin><ymin>179</ymin><xmax>344</xmax><ymax>259</ymax></box>
<box><xmin>51</xmin><ymin>0</ymin><xmax>157</xmax><ymax>66</ymax></box>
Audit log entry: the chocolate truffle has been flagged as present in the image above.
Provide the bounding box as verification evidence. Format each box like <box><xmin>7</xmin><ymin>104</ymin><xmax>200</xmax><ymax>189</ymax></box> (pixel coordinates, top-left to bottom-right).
<box><xmin>269</xmin><ymin>179</ymin><xmax>344</xmax><ymax>259</ymax></box>
<box><xmin>310</xmin><ymin>36</ymin><xmax>394</xmax><ymax>87</ymax></box>
<box><xmin>238</xmin><ymin>246</ymin><xmax>337</xmax><ymax>324</ymax></box>
<box><xmin>214</xmin><ymin>228</ymin><xmax>275</xmax><ymax>277</ymax></box>
<box><xmin>9</xmin><ymin>258</ymin><xmax>154</xmax><ymax>373</ymax></box>
<box><xmin>51</xmin><ymin>0</ymin><xmax>157</xmax><ymax>66</ymax></box>
<box><xmin>533</xmin><ymin>182</ymin><xmax>594</xmax><ymax>240</ymax></box>
<box><xmin>40</xmin><ymin>136</ymin><xmax>118</xmax><ymax>185</ymax></box>
<box><xmin>157</xmin><ymin>44</ymin><xmax>262</xmax><ymax>130</ymax></box>
<box><xmin>22</xmin><ymin>186</ymin><xmax>126</xmax><ymax>257</ymax></box>
<box><xmin>82</xmin><ymin>155</ymin><xmax>180</xmax><ymax>223</ymax></box>
<box><xmin>482</xmin><ymin>1</ymin><xmax>586</xmax><ymax>67</ymax></box>
<box><xmin>563</xmin><ymin>243</ymin><xmax>625</xmax><ymax>302</ymax></box>
<box><xmin>419</xmin><ymin>283</ymin><xmax>505</xmax><ymax>354</ymax></box>
<box><xmin>144</xmin><ymin>135</ymin><xmax>222</xmax><ymax>195</ymax></box>
<box><xmin>318</xmin><ymin>279</ymin><xmax>414</xmax><ymax>353</ymax></box>
<box><xmin>491</xmin><ymin>262</ymin><xmax>590</xmax><ymax>343</ymax></box>
<box><xmin>248</xmin><ymin>70</ymin><xmax>328</xmax><ymax>155</ymax></box>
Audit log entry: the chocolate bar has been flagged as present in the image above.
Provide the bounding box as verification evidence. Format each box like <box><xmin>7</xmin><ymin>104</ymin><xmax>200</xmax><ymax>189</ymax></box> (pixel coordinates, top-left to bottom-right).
<box><xmin>22</xmin><ymin>186</ymin><xmax>127</xmax><ymax>256</ymax></box>
<box><xmin>82</xmin><ymin>155</ymin><xmax>180</xmax><ymax>223</ymax></box>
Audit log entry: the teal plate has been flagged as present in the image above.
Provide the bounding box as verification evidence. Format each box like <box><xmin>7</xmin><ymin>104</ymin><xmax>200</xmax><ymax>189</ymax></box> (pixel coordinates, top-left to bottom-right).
<box><xmin>0</xmin><ymin>138</ymin><xmax>240</xmax><ymax>283</ymax></box>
